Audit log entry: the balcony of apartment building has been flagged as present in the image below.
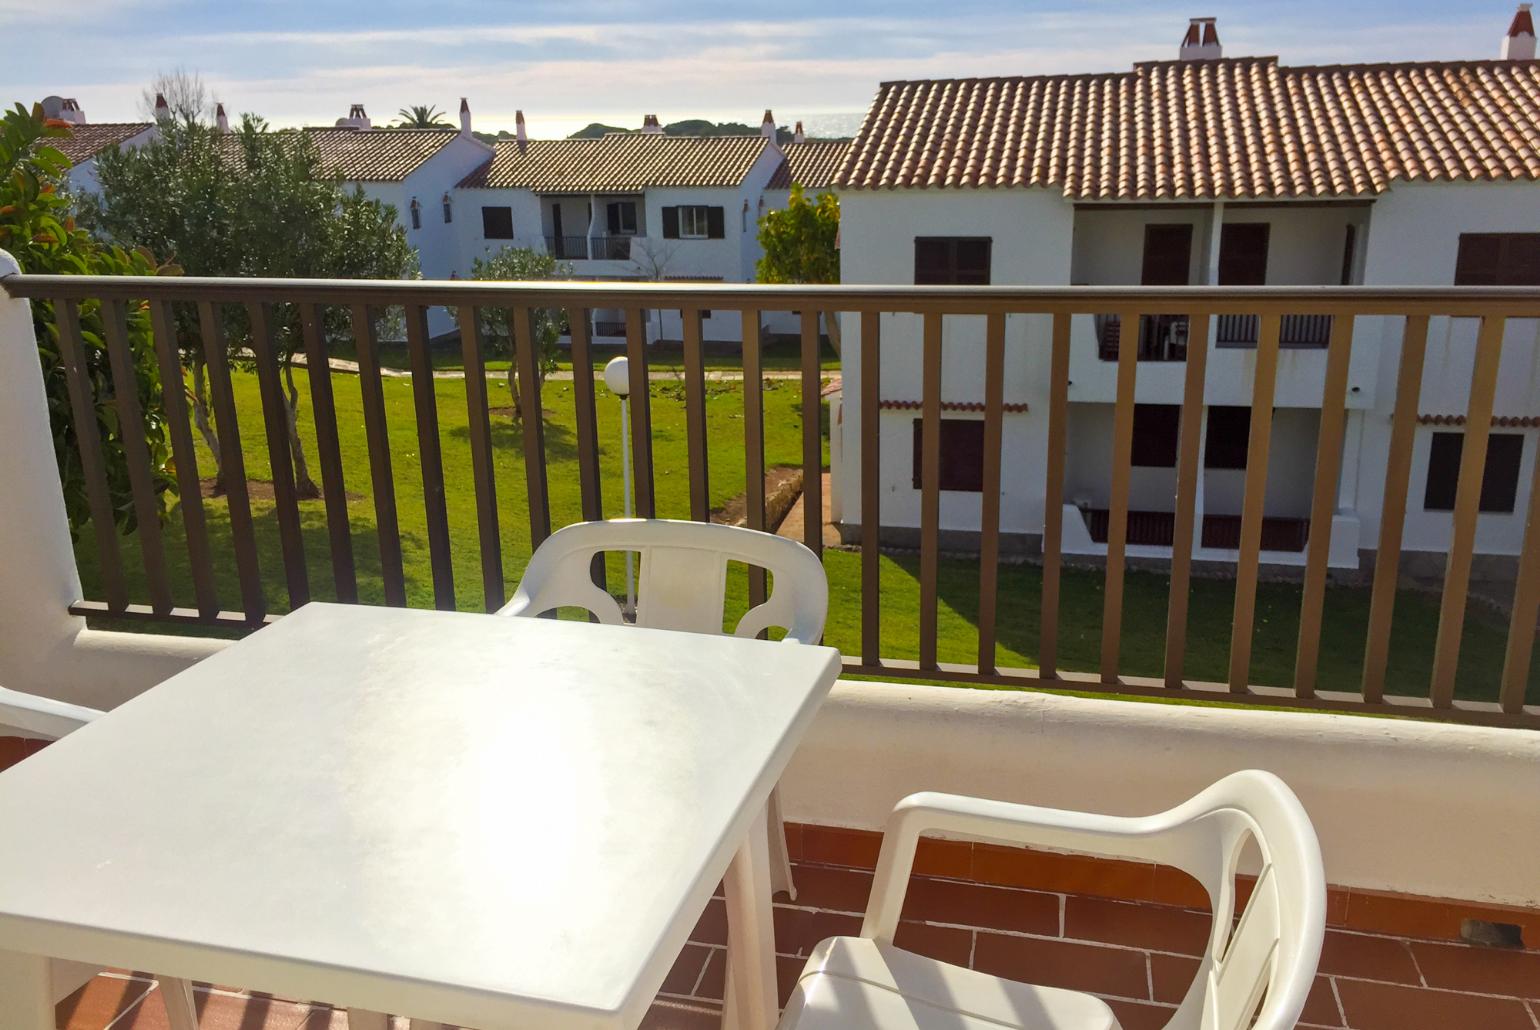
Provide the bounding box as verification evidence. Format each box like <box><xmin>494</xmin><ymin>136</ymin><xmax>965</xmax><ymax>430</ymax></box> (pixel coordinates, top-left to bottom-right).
<box><xmin>541</xmin><ymin>193</ymin><xmax>644</xmax><ymax>266</ymax></box>
<box><xmin>1</xmin><ymin>257</ymin><xmax>1538</xmax><ymax>1029</ymax></box>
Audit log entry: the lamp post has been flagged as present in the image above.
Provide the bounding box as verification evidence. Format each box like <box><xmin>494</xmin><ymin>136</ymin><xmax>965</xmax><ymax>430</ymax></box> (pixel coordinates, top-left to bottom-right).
<box><xmin>603</xmin><ymin>356</ymin><xmax>636</xmax><ymax>617</ymax></box>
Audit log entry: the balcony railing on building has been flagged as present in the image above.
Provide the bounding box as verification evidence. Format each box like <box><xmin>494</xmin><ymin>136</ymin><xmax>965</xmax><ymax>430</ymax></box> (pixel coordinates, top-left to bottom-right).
<box><xmin>544</xmin><ymin>235</ymin><xmax>635</xmax><ymax>262</ymax></box>
<box><xmin>2</xmin><ymin>273</ymin><xmax>1538</xmax><ymax>731</ymax></box>
<box><xmin>1099</xmin><ymin>312</ymin><xmax>1335</xmax><ymax>359</ymax></box>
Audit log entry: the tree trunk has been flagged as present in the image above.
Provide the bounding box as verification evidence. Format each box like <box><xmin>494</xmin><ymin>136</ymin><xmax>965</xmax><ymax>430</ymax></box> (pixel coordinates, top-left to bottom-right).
<box><xmin>189</xmin><ymin>357</ymin><xmax>223</xmax><ymax>495</ymax></box>
<box><xmin>282</xmin><ymin>357</ymin><xmax>321</xmax><ymax>499</ymax></box>
<box><xmin>507</xmin><ymin>361</ymin><xmax>523</xmax><ymax>421</ymax></box>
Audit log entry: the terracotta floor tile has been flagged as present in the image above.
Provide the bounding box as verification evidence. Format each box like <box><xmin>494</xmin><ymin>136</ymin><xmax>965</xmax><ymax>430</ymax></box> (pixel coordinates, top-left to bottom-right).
<box><xmin>900</xmin><ymin>876</ymin><xmax>1059</xmax><ymax>936</ymax></box>
<box><xmin>892</xmin><ymin>920</ymin><xmax>973</xmax><ymax>967</ymax></box>
<box><xmin>641</xmin><ymin>998</ymin><xmax>724</xmax><ymax>1030</ymax></box>
<box><xmin>786</xmin><ymin>862</ymin><xmax>872</xmax><ymax>913</ymax></box>
<box><xmin>1148</xmin><ymin>953</ymin><xmax>1199</xmax><ymax>1005</ymax></box>
<box><xmin>914</xmin><ymin>837</ymin><xmax>973</xmax><ymax>879</ymax></box>
<box><xmin>772</xmin><ymin>905</ymin><xmax>863</xmax><ymax>957</ymax></box>
<box><xmin>972</xmin><ymin>931</ymin><xmax>1149</xmax><ymax>999</ymax></box>
<box><xmin>1300</xmin><ymin>975</ymin><xmax>1345</xmax><ymax>1026</ymax></box>
<box><xmin>1409</xmin><ymin>940</ymin><xmax>1540</xmax><ymax>999</ymax></box>
<box><xmin>693</xmin><ymin>948</ymin><xmax>804</xmax><ymax>1006</ymax></box>
<box><xmin>661</xmin><ymin>943</ymin><xmax>713</xmax><ymax>996</ymax></box>
<box><xmin>1102</xmin><ymin>997</ymin><xmax>1176</xmax><ymax>1030</ymax></box>
<box><xmin>1147</xmin><ymin>865</ymin><xmax>1210</xmax><ymax>909</ymax></box>
<box><xmin>1063</xmin><ymin>895</ymin><xmax>1212</xmax><ymax>956</ymax></box>
<box><xmin>779</xmin><ymin>821</ymin><xmax>805</xmax><ymax>864</ymax></box>
<box><xmin>1335</xmin><ymin>977</ymin><xmax>1535</xmax><ymax>1030</ymax></box>
<box><xmin>973</xmin><ymin>844</ymin><xmax>1154</xmax><ymax>901</ymax></box>
<box><xmin>56</xmin><ymin>974</ymin><xmax>156</xmax><ymax>1029</ymax></box>
<box><xmin>1317</xmin><ymin>930</ymin><xmax>1420</xmax><ymax>985</ymax></box>
<box><xmin>104</xmin><ymin>986</ymin><xmax>322</xmax><ymax>1030</ymax></box>
<box><xmin>798</xmin><ymin>825</ymin><xmax>881</xmax><ymax>869</ymax></box>
<box><xmin>689</xmin><ymin>896</ymin><xmax>727</xmax><ymax>946</ymax></box>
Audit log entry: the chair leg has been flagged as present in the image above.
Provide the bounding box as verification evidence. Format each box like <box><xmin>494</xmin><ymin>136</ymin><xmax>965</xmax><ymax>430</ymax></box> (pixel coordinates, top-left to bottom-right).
<box><xmin>160</xmin><ymin>976</ymin><xmax>199</xmax><ymax>1030</ymax></box>
<box><xmin>766</xmin><ymin>785</ymin><xmax>797</xmax><ymax>902</ymax></box>
<box><xmin>349</xmin><ymin>1011</ymin><xmax>391</xmax><ymax>1030</ymax></box>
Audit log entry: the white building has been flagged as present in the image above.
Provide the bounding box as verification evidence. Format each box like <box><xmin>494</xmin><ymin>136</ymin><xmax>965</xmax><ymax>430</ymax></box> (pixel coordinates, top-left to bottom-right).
<box><xmin>44</xmin><ymin>96</ymin><xmax>154</xmax><ymax>196</ymax></box>
<box><xmin>833</xmin><ymin>11</ymin><xmax>1540</xmax><ymax>579</ymax></box>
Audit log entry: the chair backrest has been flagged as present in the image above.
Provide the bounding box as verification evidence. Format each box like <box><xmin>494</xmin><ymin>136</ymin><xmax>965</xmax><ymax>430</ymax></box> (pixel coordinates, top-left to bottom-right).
<box><xmin>499</xmin><ymin>519</ymin><xmax>828</xmax><ymax>644</ymax></box>
<box><xmin>0</xmin><ymin>686</ymin><xmax>101</xmax><ymax>741</ymax></box>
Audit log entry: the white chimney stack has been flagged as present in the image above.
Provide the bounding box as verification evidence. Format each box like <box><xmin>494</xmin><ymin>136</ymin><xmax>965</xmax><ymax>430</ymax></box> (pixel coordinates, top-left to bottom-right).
<box><xmin>515</xmin><ymin>109</ymin><xmax>528</xmax><ymax>147</ymax></box>
<box><xmin>215</xmin><ymin>102</ymin><xmax>229</xmax><ymax>132</ymax></box>
<box><xmin>153</xmin><ymin>92</ymin><xmax>171</xmax><ymax>123</ymax></box>
<box><xmin>1179</xmin><ymin>17</ymin><xmax>1222</xmax><ymax>60</ymax></box>
<box><xmin>640</xmin><ymin>113</ymin><xmax>665</xmax><ymax>135</ymax></box>
<box><xmin>459</xmin><ymin>97</ymin><xmax>471</xmax><ymax>135</ymax></box>
<box><xmin>62</xmin><ymin>98</ymin><xmax>86</xmax><ymax>125</ymax></box>
<box><xmin>340</xmin><ymin>103</ymin><xmax>370</xmax><ymax>130</ymax></box>
<box><xmin>1503</xmin><ymin>4</ymin><xmax>1536</xmax><ymax>59</ymax></box>
<box><xmin>760</xmin><ymin>109</ymin><xmax>776</xmax><ymax>138</ymax></box>
<box><xmin>793</xmin><ymin>120</ymin><xmax>805</xmax><ymax>144</ymax></box>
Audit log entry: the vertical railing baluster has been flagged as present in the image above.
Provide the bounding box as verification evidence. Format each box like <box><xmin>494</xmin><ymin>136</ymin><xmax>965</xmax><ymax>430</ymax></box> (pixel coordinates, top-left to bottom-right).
<box><xmin>300</xmin><ymin>302</ymin><xmax>357</xmax><ymax>604</ymax></box>
<box><xmin>405</xmin><ymin>304</ymin><xmax>454</xmax><ymax>609</ymax></box>
<box><xmin>1500</xmin><ymin>434</ymin><xmax>1540</xmax><ymax>713</ymax></box>
<box><xmin>976</xmin><ymin>312</ymin><xmax>1006</xmax><ymax>674</ymax></box>
<box><xmin>624</xmin><ymin>307</ymin><xmax>655</xmax><ymax>518</ymax></box>
<box><xmin>682</xmin><ymin>308</ymin><xmax>710</xmax><ymax>522</ymax></box>
<box><xmin>1227</xmin><ymin>312</ymin><xmax>1282</xmax><ymax>692</ymax></box>
<box><xmin>1293</xmin><ymin>314</ymin><xmax>1354</xmax><ymax>697</ymax></box>
<box><xmin>1040</xmin><ymin>312</ymin><xmax>1070</xmax><ymax>680</ymax></box>
<box><xmin>55</xmin><ymin>300</ymin><xmax>128</xmax><ymax>613</ymax></box>
<box><xmin>103</xmin><ymin>298</ymin><xmax>173</xmax><ymax>614</ymax></box>
<box><xmin>860</xmin><ymin>310</ymin><xmax>881</xmax><ymax>666</ymax></box>
<box><xmin>918</xmin><ymin>311</ymin><xmax>943</xmax><ymax>671</ymax></box>
<box><xmin>512</xmin><ymin>305</ymin><xmax>551</xmax><ymax>548</ymax></box>
<box><xmin>349</xmin><ymin>304</ymin><xmax>406</xmax><ymax>607</ymax></box>
<box><xmin>567</xmin><ymin>309</ymin><xmax>606</xmax><ymax>596</ymax></box>
<box><xmin>458</xmin><ymin>303</ymin><xmax>503</xmax><ymax>611</ymax></box>
<box><xmin>743</xmin><ymin>313</ymin><xmax>768</xmax><ymax>609</ymax></box>
<box><xmin>1164</xmin><ymin>309</ymin><xmax>1210</xmax><ymax>688</ymax></box>
<box><xmin>1430</xmin><ymin>314</ymin><xmax>1507</xmax><ymax>707</ymax></box>
<box><xmin>199</xmin><ymin>301</ymin><xmax>265</xmax><ymax>622</ymax></box>
<box><xmin>148</xmin><ymin>300</ymin><xmax>217</xmax><ymax>618</ymax></box>
<box><xmin>1100</xmin><ymin>307</ymin><xmax>1141</xmax><ymax>684</ymax></box>
<box><xmin>246</xmin><ymin>301</ymin><xmax>309</xmax><ymax>610</ymax></box>
<box><xmin>1362</xmin><ymin>315</ymin><xmax>1429</xmax><ymax>701</ymax></box>
<box><xmin>800</xmin><ymin>309</ymin><xmax>824</xmax><ymax>558</ymax></box>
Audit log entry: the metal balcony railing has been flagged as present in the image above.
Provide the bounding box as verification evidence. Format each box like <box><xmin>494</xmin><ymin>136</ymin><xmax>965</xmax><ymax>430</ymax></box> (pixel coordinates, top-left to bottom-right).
<box><xmin>544</xmin><ymin>235</ymin><xmax>590</xmax><ymax>260</ymax></box>
<box><xmin>4</xmin><ymin>274</ymin><xmax>1539</xmax><ymax>728</ymax></box>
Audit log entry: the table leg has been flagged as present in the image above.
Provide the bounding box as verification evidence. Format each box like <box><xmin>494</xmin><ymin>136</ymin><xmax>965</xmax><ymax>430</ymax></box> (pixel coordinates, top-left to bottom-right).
<box><xmin>721</xmin><ymin>805</ymin><xmax>778</xmax><ymax>1030</ymax></box>
<box><xmin>160</xmin><ymin>976</ymin><xmax>200</xmax><ymax>1030</ymax></box>
<box><xmin>0</xmin><ymin>949</ymin><xmax>53</xmax><ymax>1030</ymax></box>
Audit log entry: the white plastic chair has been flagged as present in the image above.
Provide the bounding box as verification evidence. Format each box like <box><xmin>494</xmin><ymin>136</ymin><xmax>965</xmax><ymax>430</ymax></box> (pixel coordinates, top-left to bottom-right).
<box><xmin>498</xmin><ymin>518</ymin><xmax>829</xmax><ymax>898</ymax></box>
<box><xmin>0</xmin><ymin>687</ymin><xmax>202</xmax><ymax>1030</ymax></box>
<box><xmin>778</xmin><ymin>770</ymin><xmax>1326</xmax><ymax>1030</ymax></box>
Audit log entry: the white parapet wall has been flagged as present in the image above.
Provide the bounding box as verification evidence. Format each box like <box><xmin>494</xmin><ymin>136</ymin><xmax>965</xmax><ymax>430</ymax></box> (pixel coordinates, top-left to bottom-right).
<box><xmin>780</xmin><ymin>680</ymin><xmax>1540</xmax><ymax>910</ymax></box>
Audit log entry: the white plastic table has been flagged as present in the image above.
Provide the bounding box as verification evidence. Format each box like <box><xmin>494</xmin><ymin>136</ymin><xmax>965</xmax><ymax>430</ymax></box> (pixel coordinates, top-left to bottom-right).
<box><xmin>0</xmin><ymin>603</ymin><xmax>840</xmax><ymax>1029</ymax></box>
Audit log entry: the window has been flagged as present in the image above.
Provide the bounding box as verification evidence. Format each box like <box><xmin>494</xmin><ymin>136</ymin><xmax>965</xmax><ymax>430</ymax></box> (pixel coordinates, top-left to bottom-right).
<box><xmin>1454</xmin><ymin>234</ymin><xmax>1540</xmax><ymax>286</ymax></box>
<box><xmin>441</xmin><ymin>194</ymin><xmax>452</xmax><ymax>224</ymax></box>
<box><xmin>914</xmin><ymin>238</ymin><xmax>991</xmax><ymax>285</ymax></box>
<box><xmin>1204</xmin><ymin>406</ymin><xmax>1252</xmax><ymax>470</ymax></box>
<box><xmin>606</xmin><ymin>201</ymin><xmax>637</xmax><ymax>235</ymax></box>
<box><xmin>408</xmin><ymin>197</ymin><xmax>421</xmax><ymax>231</ymax></box>
<box><xmin>482</xmin><ymin>206</ymin><xmax>514</xmax><ymax>240</ymax></box>
<box><xmin>741</xmin><ymin>200</ymin><xmax>749</xmax><ymax>232</ymax></box>
<box><xmin>1131</xmin><ymin>405</ymin><xmax>1181</xmax><ymax>468</ymax></box>
<box><xmin>662</xmin><ymin>205</ymin><xmax>724</xmax><ymax>239</ymax></box>
<box><xmin>1423</xmin><ymin>432</ymin><xmax>1525</xmax><ymax>513</ymax></box>
<box><xmin>1141</xmin><ymin>224</ymin><xmax>1193</xmax><ymax>285</ymax></box>
<box><xmin>1218</xmin><ymin>223</ymin><xmax>1269</xmax><ymax>285</ymax></box>
<box><xmin>911</xmin><ymin>419</ymin><xmax>986</xmax><ymax>492</ymax></box>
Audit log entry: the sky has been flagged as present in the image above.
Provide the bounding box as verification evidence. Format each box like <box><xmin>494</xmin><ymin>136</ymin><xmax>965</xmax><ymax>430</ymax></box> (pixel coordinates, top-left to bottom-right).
<box><xmin>3</xmin><ymin>0</ymin><xmax>1529</xmax><ymax>138</ymax></box>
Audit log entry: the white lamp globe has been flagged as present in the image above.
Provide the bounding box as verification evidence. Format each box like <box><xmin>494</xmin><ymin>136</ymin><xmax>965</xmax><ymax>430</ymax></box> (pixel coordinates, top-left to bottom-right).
<box><xmin>603</xmin><ymin>356</ymin><xmax>631</xmax><ymax>398</ymax></box>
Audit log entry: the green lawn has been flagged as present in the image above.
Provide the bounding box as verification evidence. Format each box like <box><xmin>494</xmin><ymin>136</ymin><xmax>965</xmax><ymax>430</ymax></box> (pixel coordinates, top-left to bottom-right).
<box><xmin>74</xmin><ymin>367</ymin><xmax>1537</xmax><ymax>707</ymax></box>
<box><xmin>322</xmin><ymin>335</ymin><xmax>840</xmax><ymax>374</ymax></box>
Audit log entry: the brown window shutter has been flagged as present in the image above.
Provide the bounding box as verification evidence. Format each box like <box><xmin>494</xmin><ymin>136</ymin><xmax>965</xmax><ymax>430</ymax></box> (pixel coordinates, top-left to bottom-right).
<box><xmin>662</xmin><ymin>207</ymin><xmax>679</xmax><ymax>239</ymax></box>
<box><xmin>1218</xmin><ymin>223</ymin><xmax>1270</xmax><ymax>286</ymax></box>
<box><xmin>707</xmin><ymin>207</ymin><xmax>725</xmax><ymax>238</ymax></box>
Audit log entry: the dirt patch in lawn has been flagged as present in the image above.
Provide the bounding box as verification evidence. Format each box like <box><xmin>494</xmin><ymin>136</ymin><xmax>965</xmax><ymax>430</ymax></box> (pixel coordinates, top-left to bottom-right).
<box><xmin>200</xmin><ymin>478</ymin><xmax>361</xmax><ymax>503</ymax></box>
<box><xmin>711</xmin><ymin>466</ymin><xmax>803</xmax><ymax>532</ymax></box>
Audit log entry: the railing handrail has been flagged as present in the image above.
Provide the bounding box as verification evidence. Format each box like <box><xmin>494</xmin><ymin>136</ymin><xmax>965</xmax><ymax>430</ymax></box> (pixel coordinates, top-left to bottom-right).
<box><xmin>6</xmin><ymin>272</ymin><xmax>1540</xmax><ymax>316</ymax></box>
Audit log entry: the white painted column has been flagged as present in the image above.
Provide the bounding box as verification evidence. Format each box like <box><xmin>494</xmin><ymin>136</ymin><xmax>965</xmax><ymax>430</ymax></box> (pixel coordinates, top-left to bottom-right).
<box><xmin>0</xmin><ymin>251</ymin><xmax>223</xmax><ymax>707</ymax></box>
<box><xmin>1193</xmin><ymin>408</ymin><xmax>1210</xmax><ymax>557</ymax></box>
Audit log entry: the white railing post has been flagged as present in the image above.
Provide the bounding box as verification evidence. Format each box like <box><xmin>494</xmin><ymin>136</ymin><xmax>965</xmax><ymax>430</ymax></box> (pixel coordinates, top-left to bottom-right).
<box><xmin>0</xmin><ymin>252</ymin><xmax>224</xmax><ymax>707</ymax></box>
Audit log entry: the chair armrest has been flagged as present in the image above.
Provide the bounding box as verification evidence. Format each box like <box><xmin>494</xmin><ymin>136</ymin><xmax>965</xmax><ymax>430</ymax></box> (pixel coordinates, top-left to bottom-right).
<box><xmin>495</xmin><ymin>594</ymin><xmax>532</xmax><ymax>617</ymax></box>
<box><xmin>862</xmin><ymin>791</ymin><xmax>1195</xmax><ymax>940</ymax></box>
<box><xmin>0</xmin><ymin>687</ymin><xmax>101</xmax><ymax>741</ymax></box>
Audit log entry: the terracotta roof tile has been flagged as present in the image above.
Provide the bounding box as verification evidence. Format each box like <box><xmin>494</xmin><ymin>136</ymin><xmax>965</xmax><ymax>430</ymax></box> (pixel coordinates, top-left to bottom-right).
<box><xmin>459</xmin><ymin>133</ymin><xmax>768</xmax><ymax>192</ymax></box>
<box><xmin>304</xmin><ymin>127</ymin><xmax>461</xmax><ymax>182</ymax></box>
<box><xmin>767</xmin><ymin>140</ymin><xmax>851</xmax><ymax>189</ymax></box>
<box><xmin>837</xmin><ymin>57</ymin><xmax>1540</xmax><ymax>198</ymax></box>
<box><xmin>52</xmin><ymin>122</ymin><xmax>153</xmax><ymax>166</ymax></box>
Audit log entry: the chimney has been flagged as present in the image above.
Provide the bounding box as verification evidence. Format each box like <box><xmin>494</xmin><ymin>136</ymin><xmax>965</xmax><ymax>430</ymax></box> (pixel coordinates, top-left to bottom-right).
<box><xmin>342</xmin><ymin>103</ymin><xmax>371</xmax><ymax>130</ymax></box>
<box><xmin>640</xmin><ymin>113</ymin><xmax>665</xmax><ymax>135</ymax></box>
<box><xmin>515</xmin><ymin>109</ymin><xmax>528</xmax><ymax>148</ymax></box>
<box><xmin>154</xmin><ymin>92</ymin><xmax>171</xmax><ymax>123</ymax></box>
<box><xmin>459</xmin><ymin>97</ymin><xmax>471</xmax><ymax>135</ymax></box>
<box><xmin>62</xmin><ymin>98</ymin><xmax>86</xmax><ymax>125</ymax></box>
<box><xmin>215</xmin><ymin>102</ymin><xmax>229</xmax><ymax>132</ymax></box>
<box><xmin>760</xmin><ymin>109</ymin><xmax>776</xmax><ymax>138</ymax></box>
<box><xmin>1179</xmin><ymin>17</ymin><xmax>1222</xmax><ymax>60</ymax></box>
<box><xmin>793</xmin><ymin>120</ymin><xmax>805</xmax><ymax>144</ymax></box>
<box><xmin>1503</xmin><ymin>4</ymin><xmax>1536</xmax><ymax>59</ymax></box>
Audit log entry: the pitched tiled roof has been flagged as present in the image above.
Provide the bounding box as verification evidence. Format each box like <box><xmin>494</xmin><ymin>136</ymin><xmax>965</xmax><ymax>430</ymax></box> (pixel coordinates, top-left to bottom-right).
<box><xmin>304</xmin><ymin>127</ymin><xmax>461</xmax><ymax>182</ymax></box>
<box><xmin>53</xmin><ymin>122</ymin><xmax>153</xmax><ymax>166</ymax></box>
<box><xmin>767</xmin><ymin>140</ymin><xmax>850</xmax><ymax>189</ymax></box>
<box><xmin>459</xmin><ymin>133</ymin><xmax>769</xmax><ymax>192</ymax></box>
<box><xmin>838</xmin><ymin>57</ymin><xmax>1540</xmax><ymax>199</ymax></box>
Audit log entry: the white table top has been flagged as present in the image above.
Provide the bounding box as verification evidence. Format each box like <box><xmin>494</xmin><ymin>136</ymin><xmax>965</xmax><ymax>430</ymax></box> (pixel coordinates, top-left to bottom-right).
<box><xmin>0</xmin><ymin>603</ymin><xmax>841</xmax><ymax>1028</ymax></box>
